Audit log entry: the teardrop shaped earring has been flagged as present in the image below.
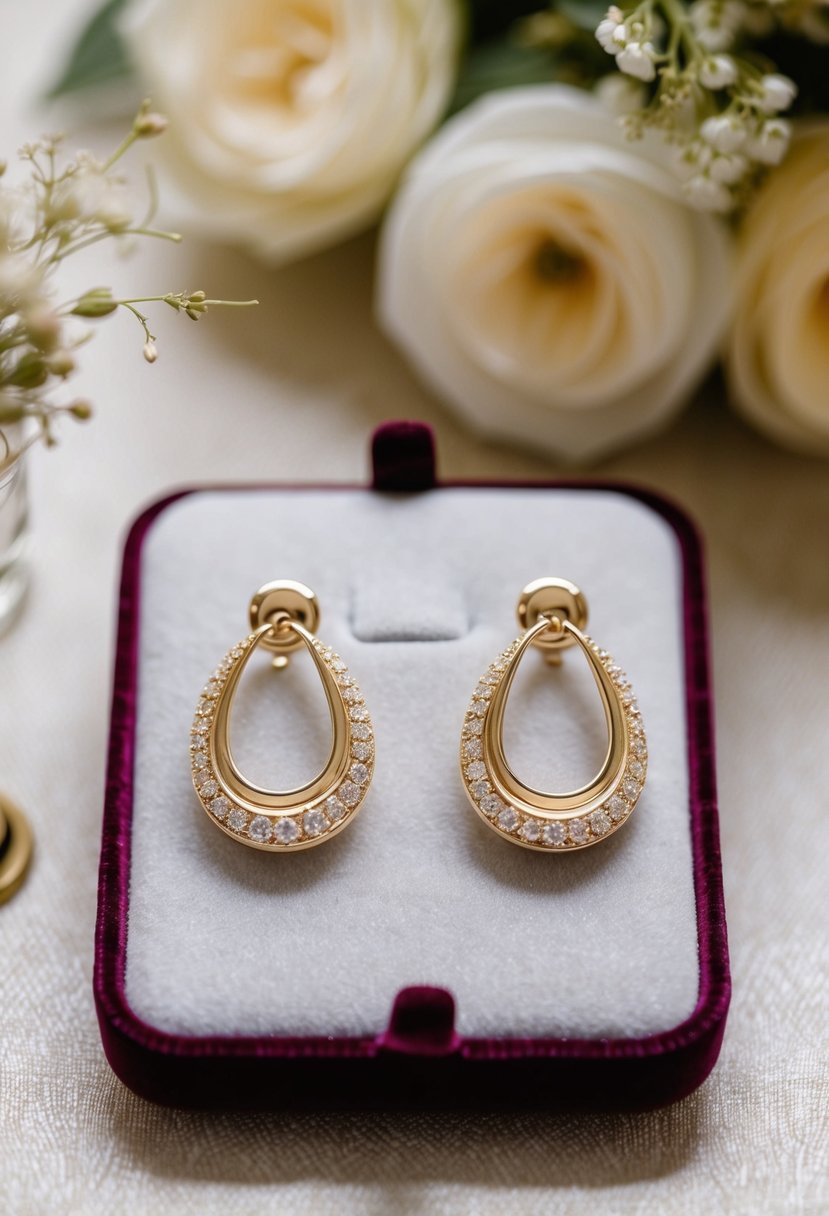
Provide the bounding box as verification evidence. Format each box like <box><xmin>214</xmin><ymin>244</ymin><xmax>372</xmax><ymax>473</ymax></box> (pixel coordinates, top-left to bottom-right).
<box><xmin>191</xmin><ymin>581</ymin><xmax>374</xmax><ymax>851</ymax></box>
<box><xmin>460</xmin><ymin>578</ymin><xmax>647</xmax><ymax>851</ymax></box>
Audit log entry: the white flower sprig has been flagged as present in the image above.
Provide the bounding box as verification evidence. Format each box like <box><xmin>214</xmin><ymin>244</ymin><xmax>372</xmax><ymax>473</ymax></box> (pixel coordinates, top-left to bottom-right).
<box><xmin>0</xmin><ymin>101</ymin><xmax>257</xmax><ymax>469</ymax></box>
<box><xmin>594</xmin><ymin>0</ymin><xmax>802</xmax><ymax>210</ymax></box>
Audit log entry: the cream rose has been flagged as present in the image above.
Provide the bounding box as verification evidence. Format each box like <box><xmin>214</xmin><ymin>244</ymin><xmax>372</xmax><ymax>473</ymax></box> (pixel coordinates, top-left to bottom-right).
<box><xmin>728</xmin><ymin>124</ymin><xmax>829</xmax><ymax>454</ymax></box>
<box><xmin>123</xmin><ymin>0</ymin><xmax>461</xmax><ymax>262</ymax></box>
<box><xmin>377</xmin><ymin>86</ymin><xmax>733</xmax><ymax>463</ymax></box>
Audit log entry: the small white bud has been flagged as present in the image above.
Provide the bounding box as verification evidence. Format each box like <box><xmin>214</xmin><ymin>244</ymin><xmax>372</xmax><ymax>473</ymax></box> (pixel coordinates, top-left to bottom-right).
<box><xmin>25</xmin><ymin>307</ymin><xmax>62</xmax><ymax>351</ymax></box>
<box><xmin>699</xmin><ymin>55</ymin><xmax>738</xmax><ymax>90</ymax></box>
<box><xmin>596</xmin><ymin>7</ymin><xmax>624</xmax><ymax>51</ymax></box>
<box><xmin>143</xmin><ymin>341</ymin><xmax>158</xmax><ymax>364</ymax></box>
<box><xmin>691</xmin><ymin>0</ymin><xmax>745</xmax><ymax>51</ymax></box>
<box><xmin>696</xmin><ymin>26</ymin><xmax>733</xmax><ymax>51</ymax></box>
<box><xmin>745</xmin><ymin>117</ymin><xmax>791</xmax><ymax>165</ymax></box>
<box><xmin>46</xmin><ymin>350</ymin><xmax>76</xmax><ymax>377</ymax></box>
<box><xmin>756</xmin><ymin>74</ymin><xmax>797</xmax><ymax>115</ymax></box>
<box><xmin>709</xmin><ymin>152</ymin><xmax>748</xmax><ymax>184</ymax></box>
<box><xmin>684</xmin><ymin>174</ymin><xmax>734</xmax><ymax>213</ymax></box>
<box><xmin>701</xmin><ymin>113</ymin><xmax>746</xmax><ymax>152</ymax></box>
<box><xmin>615</xmin><ymin>42</ymin><xmax>657</xmax><ymax>83</ymax></box>
<box><xmin>611</xmin><ymin>22</ymin><xmax>630</xmax><ymax>49</ymax></box>
<box><xmin>98</xmin><ymin>202</ymin><xmax>132</xmax><ymax>232</ymax></box>
<box><xmin>691</xmin><ymin>0</ymin><xmax>745</xmax><ymax>31</ymax></box>
<box><xmin>133</xmin><ymin>111</ymin><xmax>169</xmax><ymax>138</ymax></box>
<box><xmin>672</xmin><ymin>142</ymin><xmax>708</xmax><ymax>182</ymax></box>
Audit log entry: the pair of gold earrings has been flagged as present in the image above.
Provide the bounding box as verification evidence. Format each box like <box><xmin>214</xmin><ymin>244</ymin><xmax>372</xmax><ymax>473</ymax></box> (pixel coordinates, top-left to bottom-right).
<box><xmin>190</xmin><ymin>579</ymin><xmax>647</xmax><ymax>854</ymax></box>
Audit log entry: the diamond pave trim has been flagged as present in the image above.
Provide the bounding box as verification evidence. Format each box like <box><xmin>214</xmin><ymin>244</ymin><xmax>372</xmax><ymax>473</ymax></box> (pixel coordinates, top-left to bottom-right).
<box><xmin>191</xmin><ymin>632</ymin><xmax>374</xmax><ymax>851</ymax></box>
<box><xmin>459</xmin><ymin>632</ymin><xmax>647</xmax><ymax>852</ymax></box>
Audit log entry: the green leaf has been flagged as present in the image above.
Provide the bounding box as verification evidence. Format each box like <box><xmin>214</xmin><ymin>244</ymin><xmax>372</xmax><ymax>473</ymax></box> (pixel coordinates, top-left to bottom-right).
<box><xmin>46</xmin><ymin>0</ymin><xmax>133</xmax><ymax>99</ymax></box>
<box><xmin>452</xmin><ymin>40</ymin><xmax>558</xmax><ymax>112</ymax></box>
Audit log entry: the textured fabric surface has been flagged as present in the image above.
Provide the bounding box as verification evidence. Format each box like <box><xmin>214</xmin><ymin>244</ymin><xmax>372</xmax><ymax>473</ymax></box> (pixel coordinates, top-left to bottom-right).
<box><xmin>1</xmin><ymin>6</ymin><xmax>828</xmax><ymax>1210</ymax></box>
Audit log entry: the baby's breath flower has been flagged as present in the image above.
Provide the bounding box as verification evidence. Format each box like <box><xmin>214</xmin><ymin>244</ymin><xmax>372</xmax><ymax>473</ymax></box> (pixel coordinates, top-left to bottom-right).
<box><xmin>755</xmin><ymin>73</ymin><xmax>798</xmax><ymax>114</ymax></box>
<box><xmin>589</xmin><ymin>0</ymin><xmax>809</xmax><ymax>212</ymax></box>
<box><xmin>690</xmin><ymin>0</ymin><xmax>745</xmax><ymax>51</ymax></box>
<box><xmin>71</xmin><ymin>288</ymin><xmax>118</xmax><ymax>318</ymax></box>
<box><xmin>184</xmin><ymin>290</ymin><xmax>207</xmax><ymax>319</ymax></box>
<box><xmin>673</xmin><ymin>140</ymin><xmax>713</xmax><ymax>181</ymax></box>
<box><xmin>745</xmin><ymin>117</ymin><xmax>791</xmax><ymax>164</ymax></box>
<box><xmin>133</xmin><ymin>111</ymin><xmax>168</xmax><ymax>139</ymax></box>
<box><xmin>8</xmin><ymin>352</ymin><xmax>48</xmax><ymax>389</ymax></box>
<box><xmin>684</xmin><ymin>173</ymin><xmax>734</xmax><ymax>211</ymax></box>
<box><xmin>46</xmin><ymin>351</ymin><xmax>76</xmax><ymax>377</ymax></box>
<box><xmin>0</xmin><ymin>102</ymin><xmax>257</xmax><ymax>465</ymax></box>
<box><xmin>699</xmin><ymin>54</ymin><xmax>739</xmax><ymax>90</ymax></box>
<box><xmin>616</xmin><ymin>41</ymin><xmax>658</xmax><ymax>82</ymax></box>
<box><xmin>701</xmin><ymin>113</ymin><xmax>747</xmax><ymax>152</ymax></box>
<box><xmin>596</xmin><ymin>6</ymin><xmax>625</xmax><ymax>51</ymax></box>
<box><xmin>66</xmin><ymin>169</ymin><xmax>133</xmax><ymax>232</ymax></box>
<box><xmin>25</xmin><ymin>308</ymin><xmax>62</xmax><ymax>352</ymax></box>
<box><xmin>709</xmin><ymin>151</ymin><xmax>748</xmax><ymax>183</ymax></box>
<box><xmin>0</xmin><ymin>257</ymin><xmax>43</xmax><ymax>308</ymax></box>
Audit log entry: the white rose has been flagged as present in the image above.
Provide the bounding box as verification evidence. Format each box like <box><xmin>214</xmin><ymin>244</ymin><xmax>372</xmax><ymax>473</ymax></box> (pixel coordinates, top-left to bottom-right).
<box><xmin>728</xmin><ymin>125</ymin><xmax>829</xmax><ymax>454</ymax></box>
<box><xmin>377</xmin><ymin>86</ymin><xmax>732</xmax><ymax>463</ymax></box>
<box><xmin>122</xmin><ymin>0</ymin><xmax>461</xmax><ymax>263</ymax></box>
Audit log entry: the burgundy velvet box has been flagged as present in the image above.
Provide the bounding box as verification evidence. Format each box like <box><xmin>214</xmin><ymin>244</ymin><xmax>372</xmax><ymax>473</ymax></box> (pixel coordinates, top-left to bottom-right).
<box><xmin>94</xmin><ymin>421</ymin><xmax>730</xmax><ymax>1111</ymax></box>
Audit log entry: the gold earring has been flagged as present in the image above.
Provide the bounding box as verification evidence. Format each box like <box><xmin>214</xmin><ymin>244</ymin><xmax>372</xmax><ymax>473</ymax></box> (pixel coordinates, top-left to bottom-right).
<box><xmin>191</xmin><ymin>581</ymin><xmax>374</xmax><ymax>851</ymax></box>
<box><xmin>460</xmin><ymin>578</ymin><xmax>647</xmax><ymax>851</ymax></box>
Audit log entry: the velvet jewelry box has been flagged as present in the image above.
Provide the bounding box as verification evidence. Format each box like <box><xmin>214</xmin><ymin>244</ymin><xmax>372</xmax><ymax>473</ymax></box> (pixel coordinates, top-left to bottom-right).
<box><xmin>94</xmin><ymin>421</ymin><xmax>730</xmax><ymax>1110</ymax></box>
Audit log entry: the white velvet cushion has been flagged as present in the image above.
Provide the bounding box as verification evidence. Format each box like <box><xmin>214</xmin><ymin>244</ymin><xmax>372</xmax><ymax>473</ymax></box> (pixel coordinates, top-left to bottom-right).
<box><xmin>125</xmin><ymin>487</ymin><xmax>698</xmax><ymax>1038</ymax></box>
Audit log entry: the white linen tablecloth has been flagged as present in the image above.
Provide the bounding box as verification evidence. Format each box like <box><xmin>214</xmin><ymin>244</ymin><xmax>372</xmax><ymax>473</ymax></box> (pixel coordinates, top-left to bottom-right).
<box><xmin>1</xmin><ymin>4</ymin><xmax>827</xmax><ymax>1211</ymax></box>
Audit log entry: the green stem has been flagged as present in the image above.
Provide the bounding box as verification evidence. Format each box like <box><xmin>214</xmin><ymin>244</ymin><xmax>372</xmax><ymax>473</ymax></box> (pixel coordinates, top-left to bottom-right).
<box><xmin>120</xmin><ymin>303</ymin><xmax>155</xmax><ymax>344</ymax></box>
<box><xmin>658</xmin><ymin>0</ymin><xmax>699</xmax><ymax>64</ymax></box>
<box><xmin>116</xmin><ymin>295</ymin><xmax>259</xmax><ymax>308</ymax></box>
<box><xmin>50</xmin><ymin>226</ymin><xmax>182</xmax><ymax>264</ymax></box>
<box><xmin>101</xmin><ymin>129</ymin><xmax>139</xmax><ymax>173</ymax></box>
<box><xmin>140</xmin><ymin>164</ymin><xmax>159</xmax><ymax>228</ymax></box>
<box><xmin>196</xmin><ymin>299</ymin><xmax>259</xmax><ymax>308</ymax></box>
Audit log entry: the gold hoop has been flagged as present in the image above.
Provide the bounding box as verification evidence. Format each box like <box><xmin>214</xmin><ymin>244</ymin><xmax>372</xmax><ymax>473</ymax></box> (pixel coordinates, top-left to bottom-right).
<box><xmin>460</xmin><ymin>579</ymin><xmax>647</xmax><ymax>851</ymax></box>
<box><xmin>191</xmin><ymin>582</ymin><xmax>374</xmax><ymax>851</ymax></box>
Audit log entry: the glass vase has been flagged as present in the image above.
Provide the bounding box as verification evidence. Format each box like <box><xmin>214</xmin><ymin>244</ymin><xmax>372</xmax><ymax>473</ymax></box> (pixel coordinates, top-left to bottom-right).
<box><xmin>0</xmin><ymin>428</ymin><xmax>30</xmax><ymax>635</ymax></box>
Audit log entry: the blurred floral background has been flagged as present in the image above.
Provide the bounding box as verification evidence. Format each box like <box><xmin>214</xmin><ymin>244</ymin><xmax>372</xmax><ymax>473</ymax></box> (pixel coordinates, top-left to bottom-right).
<box><xmin>3</xmin><ymin>0</ymin><xmax>829</xmax><ymax>627</ymax></box>
<box><xmin>20</xmin><ymin>0</ymin><xmax>827</xmax><ymax>468</ymax></box>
